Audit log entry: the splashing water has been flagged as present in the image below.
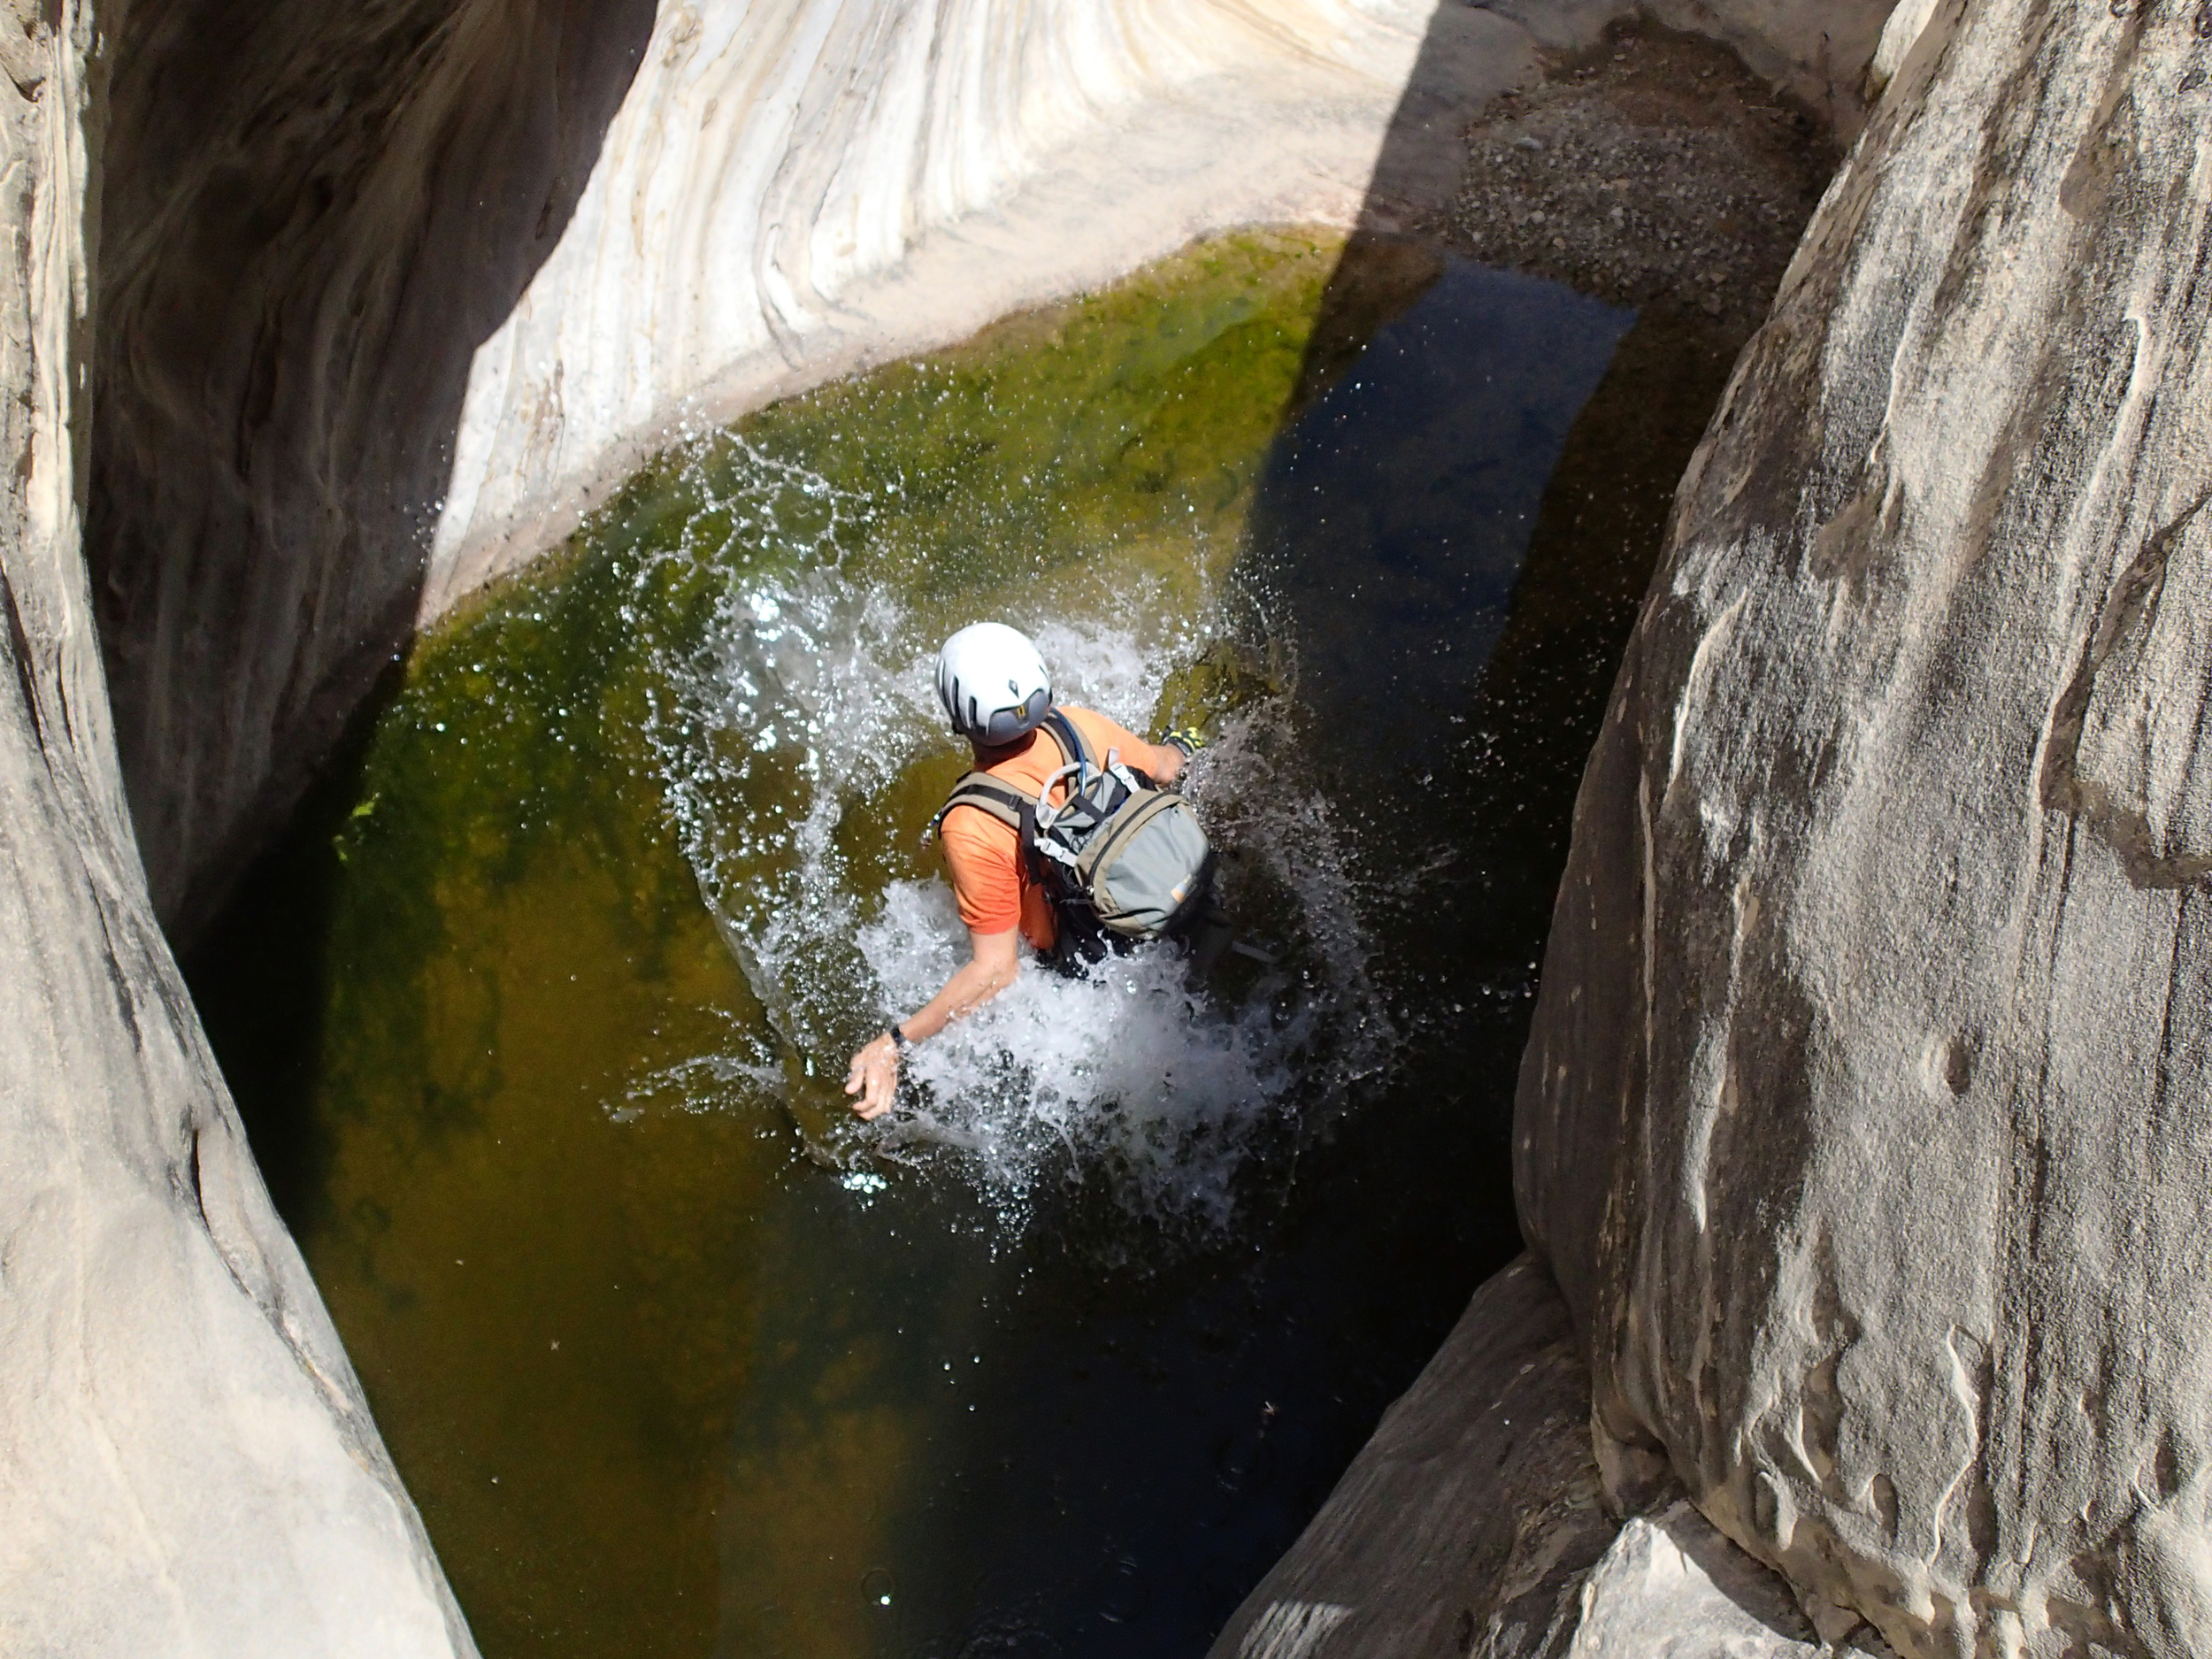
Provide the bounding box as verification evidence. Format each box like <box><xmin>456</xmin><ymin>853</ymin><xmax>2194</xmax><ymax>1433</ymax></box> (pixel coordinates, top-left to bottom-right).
<box><xmin>627</xmin><ymin>511</ymin><xmax>1390</xmax><ymax>1232</ymax></box>
<box><xmin>857</xmin><ymin>881</ymin><xmax>1292</xmax><ymax>1231</ymax></box>
<box><xmin>184</xmin><ymin>232</ymin><xmax>1678</xmax><ymax>1655</ymax></box>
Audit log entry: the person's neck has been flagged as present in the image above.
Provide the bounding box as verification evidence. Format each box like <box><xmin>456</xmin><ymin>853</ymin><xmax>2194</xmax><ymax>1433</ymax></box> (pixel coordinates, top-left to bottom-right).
<box><xmin>972</xmin><ymin>731</ymin><xmax>1037</xmax><ymax>766</ymax></box>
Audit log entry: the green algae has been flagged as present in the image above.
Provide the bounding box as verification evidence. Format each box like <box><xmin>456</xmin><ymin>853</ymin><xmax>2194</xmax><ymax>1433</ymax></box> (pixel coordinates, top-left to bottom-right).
<box><xmin>195</xmin><ymin>227</ymin><xmax>1361</xmax><ymax>1659</ymax></box>
<box><xmin>486</xmin><ymin>227</ymin><xmax>1344</xmax><ymax>659</ymax></box>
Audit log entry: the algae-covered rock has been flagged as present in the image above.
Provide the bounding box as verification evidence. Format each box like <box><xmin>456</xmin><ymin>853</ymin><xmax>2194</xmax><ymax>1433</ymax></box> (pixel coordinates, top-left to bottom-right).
<box><xmin>1518</xmin><ymin>2</ymin><xmax>2212</xmax><ymax>1651</ymax></box>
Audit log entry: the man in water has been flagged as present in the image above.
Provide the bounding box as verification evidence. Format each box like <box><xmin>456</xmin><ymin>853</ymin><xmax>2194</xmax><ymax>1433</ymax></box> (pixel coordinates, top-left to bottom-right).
<box><xmin>844</xmin><ymin>622</ymin><xmax>1196</xmax><ymax>1120</ymax></box>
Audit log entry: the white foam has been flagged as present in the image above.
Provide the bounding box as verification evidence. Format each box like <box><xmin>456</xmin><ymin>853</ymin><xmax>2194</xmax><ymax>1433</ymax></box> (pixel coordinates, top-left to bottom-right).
<box><xmin>613</xmin><ymin>449</ymin><xmax>1389</xmax><ymax>1233</ymax></box>
<box><xmin>856</xmin><ymin>879</ymin><xmax>1300</xmax><ymax>1229</ymax></box>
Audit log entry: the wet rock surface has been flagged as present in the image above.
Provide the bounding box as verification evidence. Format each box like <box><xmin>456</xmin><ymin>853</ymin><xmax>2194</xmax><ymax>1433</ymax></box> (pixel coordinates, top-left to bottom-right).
<box><xmin>1517</xmin><ymin>0</ymin><xmax>2212</xmax><ymax>1652</ymax></box>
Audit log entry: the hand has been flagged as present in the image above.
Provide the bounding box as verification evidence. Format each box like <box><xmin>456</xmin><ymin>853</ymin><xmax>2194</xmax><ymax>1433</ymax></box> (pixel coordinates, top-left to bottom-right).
<box><xmin>1153</xmin><ymin>726</ymin><xmax>1204</xmax><ymax>787</ymax></box>
<box><xmin>844</xmin><ymin>1032</ymin><xmax>901</xmax><ymax>1119</ymax></box>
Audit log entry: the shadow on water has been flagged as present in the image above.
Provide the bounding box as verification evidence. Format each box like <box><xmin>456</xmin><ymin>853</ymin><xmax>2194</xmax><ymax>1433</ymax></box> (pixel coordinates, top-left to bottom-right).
<box><xmin>707</xmin><ymin>263</ymin><xmax>1673</xmax><ymax>1650</ymax></box>
<box><xmin>860</xmin><ymin>27</ymin><xmax>1792</xmax><ymax>1635</ymax></box>
<box><xmin>179</xmin><ymin>7</ymin><xmax>1803</xmax><ymax>1655</ymax></box>
<box><xmin>186</xmin><ymin>670</ymin><xmax>399</xmax><ymax>1233</ymax></box>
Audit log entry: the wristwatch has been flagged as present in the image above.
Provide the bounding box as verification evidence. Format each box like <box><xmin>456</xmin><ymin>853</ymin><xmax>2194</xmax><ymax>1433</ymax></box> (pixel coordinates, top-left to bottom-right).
<box><xmin>888</xmin><ymin>1025</ymin><xmax>912</xmax><ymax>1054</ymax></box>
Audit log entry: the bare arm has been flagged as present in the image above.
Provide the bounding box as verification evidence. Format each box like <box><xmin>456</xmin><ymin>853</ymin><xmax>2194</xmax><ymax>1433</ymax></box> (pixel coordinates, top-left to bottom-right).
<box><xmin>1124</xmin><ymin>737</ymin><xmax>1185</xmax><ymax>787</ymax></box>
<box><xmin>844</xmin><ymin>926</ymin><xmax>1022</xmax><ymax>1119</ymax></box>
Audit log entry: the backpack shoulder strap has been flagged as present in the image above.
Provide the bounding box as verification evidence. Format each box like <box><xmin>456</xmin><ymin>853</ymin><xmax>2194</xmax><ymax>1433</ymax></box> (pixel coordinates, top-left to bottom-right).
<box><xmin>1042</xmin><ymin>707</ymin><xmax>1094</xmax><ymax>772</ymax></box>
<box><xmin>930</xmin><ymin>772</ymin><xmax>1031</xmax><ymax>838</ymax></box>
<box><xmin>932</xmin><ymin>772</ymin><xmax>1048</xmax><ymax>887</ymax></box>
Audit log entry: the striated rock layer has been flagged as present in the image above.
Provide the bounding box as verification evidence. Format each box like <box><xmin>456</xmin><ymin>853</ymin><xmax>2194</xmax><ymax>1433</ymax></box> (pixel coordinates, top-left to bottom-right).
<box><xmin>1517</xmin><ymin>0</ymin><xmax>2212</xmax><ymax>1652</ymax></box>
<box><xmin>0</xmin><ymin>3</ymin><xmax>474</xmax><ymax>1653</ymax></box>
<box><xmin>422</xmin><ymin>0</ymin><xmax>1894</xmax><ymax>620</ymax></box>
<box><xmin>419</xmin><ymin>0</ymin><xmax>1500</xmax><ymax>615</ymax></box>
<box><xmin>91</xmin><ymin>0</ymin><xmax>1893</xmax><ymax>941</ymax></box>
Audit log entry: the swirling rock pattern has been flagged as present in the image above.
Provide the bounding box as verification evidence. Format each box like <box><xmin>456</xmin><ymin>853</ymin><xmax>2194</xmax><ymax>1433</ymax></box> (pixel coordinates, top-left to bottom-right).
<box><xmin>1517</xmin><ymin>0</ymin><xmax>2212</xmax><ymax>1651</ymax></box>
<box><xmin>424</xmin><ymin>0</ymin><xmax>1901</xmax><ymax>618</ymax></box>
<box><xmin>418</xmin><ymin>0</ymin><xmax>1520</xmax><ymax>609</ymax></box>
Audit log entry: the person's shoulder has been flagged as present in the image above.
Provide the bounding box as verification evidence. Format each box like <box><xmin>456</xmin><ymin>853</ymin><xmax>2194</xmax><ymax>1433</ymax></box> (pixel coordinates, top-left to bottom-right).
<box><xmin>1063</xmin><ymin>704</ymin><xmax>1141</xmax><ymax>749</ymax></box>
<box><xmin>939</xmin><ymin>798</ymin><xmax>1018</xmax><ymax>856</ymax></box>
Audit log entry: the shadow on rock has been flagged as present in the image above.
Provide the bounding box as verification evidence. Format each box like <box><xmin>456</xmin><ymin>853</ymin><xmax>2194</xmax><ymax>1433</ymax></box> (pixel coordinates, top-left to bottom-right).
<box><xmin>90</xmin><ymin>0</ymin><xmax>657</xmax><ymax>945</ymax></box>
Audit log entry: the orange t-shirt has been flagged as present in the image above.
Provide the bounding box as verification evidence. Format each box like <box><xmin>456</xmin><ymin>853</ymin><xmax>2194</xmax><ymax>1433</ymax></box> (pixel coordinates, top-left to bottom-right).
<box><xmin>940</xmin><ymin>706</ymin><xmax>1148</xmax><ymax>951</ymax></box>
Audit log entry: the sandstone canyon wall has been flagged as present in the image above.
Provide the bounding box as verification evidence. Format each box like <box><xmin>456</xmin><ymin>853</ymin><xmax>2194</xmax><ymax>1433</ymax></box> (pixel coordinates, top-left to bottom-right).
<box><xmin>25</xmin><ymin>0</ymin><xmax>2136</xmax><ymax>1649</ymax></box>
<box><xmin>1224</xmin><ymin>0</ymin><xmax>2212</xmax><ymax>1654</ymax></box>
<box><xmin>92</xmin><ymin>0</ymin><xmax>661</xmax><ymax>941</ymax></box>
<box><xmin>421</xmin><ymin>0</ymin><xmax>1898</xmax><ymax>626</ymax></box>
<box><xmin>89</xmin><ymin>0</ymin><xmax>1891</xmax><ymax>944</ymax></box>
<box><xmin>1210</xmin><ymin>1256</ymin><xmax>1848</xmax><ymax>1659</ymax></box>
<box><xmin>1516</xmin><ymin>0</ymin><xmax>2212</xmax><ymax>1653</ymax></box>
<box><xmin>0</xmin><ymin>4</ymin><xmax>474</xmax><ymax>1653</ymax></box>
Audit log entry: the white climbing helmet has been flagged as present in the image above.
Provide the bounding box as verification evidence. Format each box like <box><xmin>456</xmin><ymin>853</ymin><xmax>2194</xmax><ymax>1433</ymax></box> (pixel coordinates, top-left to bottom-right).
<box><xmin>936</xmin><ymin>622</ymin><xmax>1052</xmax><ymax>745</ymax></box>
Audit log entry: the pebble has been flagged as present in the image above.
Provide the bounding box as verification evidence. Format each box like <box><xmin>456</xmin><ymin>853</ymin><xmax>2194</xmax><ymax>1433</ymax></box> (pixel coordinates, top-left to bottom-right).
<box><xmin>1443</xmin><ymin>31</ymin><xmax>1832</xmax><ymax>327</ymax></box>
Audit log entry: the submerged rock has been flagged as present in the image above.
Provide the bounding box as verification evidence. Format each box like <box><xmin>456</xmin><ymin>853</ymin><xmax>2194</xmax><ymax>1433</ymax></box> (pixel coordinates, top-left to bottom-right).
<box><xmin>1208</xmin><ymin>1258</ymin><xmax>1617</xmax><ymax>1659</ymax></box>
<box><xmin>0</xmin><ymin>4</ymin><xmax>472</xmax><ymax>1655</ymax></box>
<box><xmin>1518</xmin><ymin>0</ymin><xmax>2212</xmax><ymax>1651</ymax></box>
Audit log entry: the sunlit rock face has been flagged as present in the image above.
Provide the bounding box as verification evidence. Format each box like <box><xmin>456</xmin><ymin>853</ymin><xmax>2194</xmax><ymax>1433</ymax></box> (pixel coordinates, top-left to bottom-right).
<box><xmin>1518</xmin><ymin>1</ymin><xmax>2212</xmax><ymax>1652</ymax></box>
<box><xmin>419</xmin><ymin>0</ymin><xmax>1521</xmax><ymax>611</ymax></box>
<box><xmin>423</xmin><ymin>0</ymin><xmax>1901</xmax><ymax>619</ymax></box>
<box><xmin>92</xmin><ymin>0</ymin><xmax>1892</xmax><ymax>938</ymax></box>
<box><xmin>0</xmin><ymin>4</ymin><xmax>473</xmax><ymax>1654</ymax></box>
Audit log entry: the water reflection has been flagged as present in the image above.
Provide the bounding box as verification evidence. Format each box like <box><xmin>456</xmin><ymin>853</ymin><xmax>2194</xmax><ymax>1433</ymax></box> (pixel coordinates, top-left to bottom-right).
<box><xmin>185</xmin><ymin>233</ymin><xmax>1662</xmax><ymax>1658</ymax></box>
<box><xmin>1252</xmin><ymin>260</ymin><xmax>1631</xmax><ymax>771</ymax></box>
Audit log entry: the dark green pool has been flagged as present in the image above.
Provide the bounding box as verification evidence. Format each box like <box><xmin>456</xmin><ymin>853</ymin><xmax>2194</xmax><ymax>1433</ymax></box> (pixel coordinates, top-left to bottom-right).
<box><xmin>188</xmin><ymin>227</ymin><xmax>1713</xmax><ymax>1656</ymax></box>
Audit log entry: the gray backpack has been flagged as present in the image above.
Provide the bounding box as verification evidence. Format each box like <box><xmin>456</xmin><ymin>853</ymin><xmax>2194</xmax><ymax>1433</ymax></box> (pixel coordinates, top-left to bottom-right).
<box><xmin>933</xmin><ymin>709</ymin><xmax>1215</xmax><ymax>949</ymax></box>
